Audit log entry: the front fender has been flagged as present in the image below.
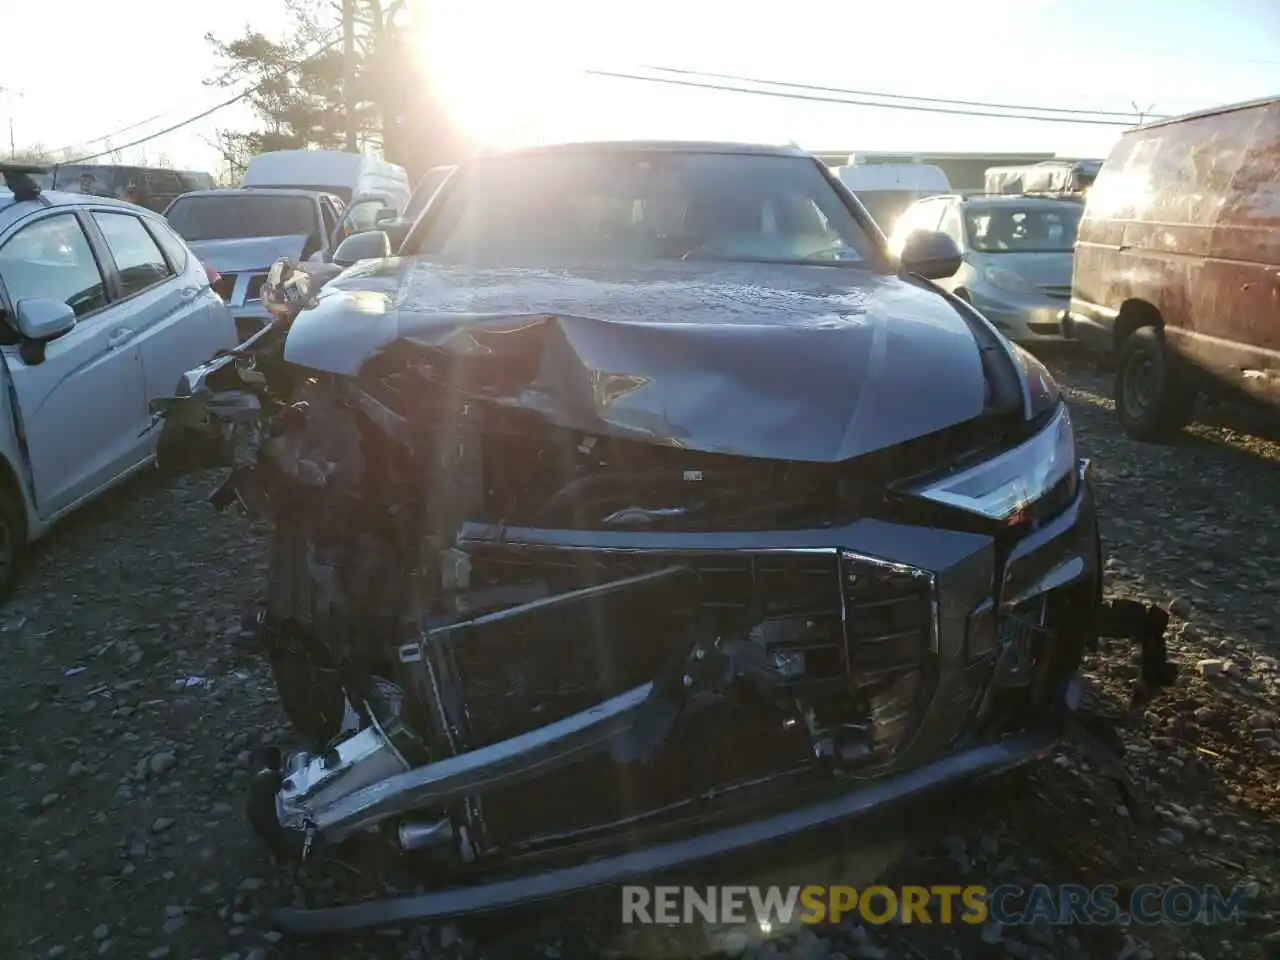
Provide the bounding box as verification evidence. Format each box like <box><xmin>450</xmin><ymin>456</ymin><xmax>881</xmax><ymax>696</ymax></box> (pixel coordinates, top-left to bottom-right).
<box><xmin>0</xmin><ymin>348</ymin><xmax>42</xmax><ymax>532</ymax></box>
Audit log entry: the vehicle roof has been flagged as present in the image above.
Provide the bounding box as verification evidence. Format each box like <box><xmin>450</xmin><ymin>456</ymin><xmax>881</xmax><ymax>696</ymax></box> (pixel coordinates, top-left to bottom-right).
<box><xmin>1131</xmin><ymin>94</ymin><xmax>1280</xmax><ymax>133</ymax></box>
<box><xmin>835</xmin><ymin>163</ymin><xmax>950</xmax><ymax>189</ymax></box>
<box><xmin>170</xmin><ymin>187</ymin><xmax>334</xmax><ymax>201</ymax></box>
<box><xmin>241</xmin><ymin>150</ymin><xmax>407</xmax><ymax>180</ymax></box>
<box><xmin>0</xmin><ymin>188</ymin><xmax>163</xmax><ymax>225</ymax></box>
<box><xmin>946</xmin><ymin>193</ymin><xmax>1085</xmax><ymax>209</ymax></box>
<box><xmin>478</xmin><ymin>139</ymin><xmax>812</xmax><ymax>159</ymax></box>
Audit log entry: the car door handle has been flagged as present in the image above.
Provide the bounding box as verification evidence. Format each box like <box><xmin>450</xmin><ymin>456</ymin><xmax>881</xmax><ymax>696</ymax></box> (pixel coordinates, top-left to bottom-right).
<box><xmin>107</xmin><ymin>328</ymin><xmax>134</xmax><ymax>349</ymax></box>
<box><xmin>180</xmin><ymin>285</ymin><xmax>199</xmax><ymax>301</ymax></box>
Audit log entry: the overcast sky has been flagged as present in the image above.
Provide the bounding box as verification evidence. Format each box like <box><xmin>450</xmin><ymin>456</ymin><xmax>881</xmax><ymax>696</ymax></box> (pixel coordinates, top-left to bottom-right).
<box><xmin>3</xmin><ymin>0</ymin><xmax>1278</xmax><ymax>174</ymax></box>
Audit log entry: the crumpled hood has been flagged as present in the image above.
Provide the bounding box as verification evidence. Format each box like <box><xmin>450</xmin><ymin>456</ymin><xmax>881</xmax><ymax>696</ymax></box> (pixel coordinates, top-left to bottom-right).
<box><xmin>282</xmin><ymin>259</ymin><xmax>990</xmax><ymax>463</ymax></box>
<box><xmin>186</xmin><ymin>234</ymin><xmax>310</xmax><ymax>274</ymax></box>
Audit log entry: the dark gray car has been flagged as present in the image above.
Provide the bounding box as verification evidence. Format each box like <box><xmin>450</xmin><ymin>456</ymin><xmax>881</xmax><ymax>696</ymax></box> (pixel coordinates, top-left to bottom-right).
<box><xmin>165</xmin><ymin>188</ymin><xmax>399</xmax><ymax>340</ymax></box>
<box><xmin>152</xmin><ymin>141</ymin><xmax>1168</xmax><ymax>935</ymax></box>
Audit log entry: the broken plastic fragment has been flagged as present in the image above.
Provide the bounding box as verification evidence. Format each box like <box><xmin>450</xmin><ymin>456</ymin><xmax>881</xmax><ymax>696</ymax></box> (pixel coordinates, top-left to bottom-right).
<box><xmin>206</xmin><ymin>392</ymin><xmax>264</xmax><ymax>423</ymax></box>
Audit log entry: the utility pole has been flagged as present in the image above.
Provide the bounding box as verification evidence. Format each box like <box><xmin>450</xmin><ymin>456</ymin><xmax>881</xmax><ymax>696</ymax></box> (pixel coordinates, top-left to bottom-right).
<box><xmin>343</xmin><ymin>0</ymin><xmax>359</xmax><ymax>151</ymax></box>
<box><xmin>0</xmin><ymin>86</ymin><xmax>22</xmax><ymax>158</ymax></box>
<box><xmin>1132</xmin><ymin>101</ymin><xmax>1156</xmax><ymax>125</ymax></box>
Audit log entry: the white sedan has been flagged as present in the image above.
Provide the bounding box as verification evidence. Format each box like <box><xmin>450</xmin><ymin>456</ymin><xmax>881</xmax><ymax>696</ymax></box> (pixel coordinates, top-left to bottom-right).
<box><xmin>0</xmin><ymin>165</ymin><xmax>237</xmax><ymax>599</ymax></box>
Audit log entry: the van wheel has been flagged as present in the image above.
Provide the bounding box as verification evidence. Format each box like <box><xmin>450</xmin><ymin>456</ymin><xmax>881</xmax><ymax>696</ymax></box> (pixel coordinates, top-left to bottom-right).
<box><xmin>1114</xmin><ymin>326</ymin><xmax>1195</xmax><ymax>441</ymax></box>
<box><xmin>0</xmin><ymin>485</ymin><xmax>28</xmax><ymax>604</ymax></box>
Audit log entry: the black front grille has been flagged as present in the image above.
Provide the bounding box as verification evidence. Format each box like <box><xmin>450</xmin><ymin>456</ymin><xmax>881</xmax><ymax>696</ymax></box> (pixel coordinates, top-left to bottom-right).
<box><xmin>467</xmin><ymin>547</ymin><xmax>842</xmax><ymax>621</ymax></box>
<box><xmin>841</xmin><ymin>554</ymin><xmax>934</xmax><ymax>687</ymax></box>
<box><xmin>211</xmin><ymin>273</ymin><xmax>236</xmax><ymax>302</ymax></box>
<box><xmin>448</xmin><ymin>546</ymin><xmax>937</xmax><ymax>744</ymax></box>
<box><xmin>452</xmin><ymin>548</ymin><xmax>844</xmax><ymax>744</ymax></box>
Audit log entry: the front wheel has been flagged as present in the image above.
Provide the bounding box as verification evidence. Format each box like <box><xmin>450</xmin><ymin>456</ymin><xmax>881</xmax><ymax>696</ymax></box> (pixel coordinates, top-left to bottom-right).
<box><xmin>1114</xmin><ymin>326</ymin><xmax>1195</xmax><ymax>441</ymax></box>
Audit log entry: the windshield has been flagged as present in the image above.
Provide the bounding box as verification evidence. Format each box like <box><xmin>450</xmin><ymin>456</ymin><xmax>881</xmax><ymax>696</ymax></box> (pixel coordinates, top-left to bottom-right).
<box><xmin>849</xmin><ymin>190</ymin><xmax>925</xmax><ymax>236</ymax></box>
<box><xmin>964</xmin><ymin>204</ymin><xmax>1082</xmax><ymax>253</ymax></box>
<box><xmin>409</xmin><ymin>151</ymin><xmax>877</xmax><ymax>267</ymax></box>
<box><xmin>165</xmin><ymin>195</ymin><xmax>319</xmax><ymax>242</ymax></box>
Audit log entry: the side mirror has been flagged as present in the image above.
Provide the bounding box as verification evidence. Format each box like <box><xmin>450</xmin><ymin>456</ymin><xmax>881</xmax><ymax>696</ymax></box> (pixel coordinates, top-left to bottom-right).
<box><xmin>332</xmin><ymin>230</ymin><xmax>393</xmax><ymax>268</ymax></box>
<box><xmin>899</xmin><ymin>230</ymin><xmax>963</xmax><ymax>281</ymax></box>
<box><xmin>16</xmin><ymin>298</ymin><xmax>77</xmax><ymax>341</ymax></box>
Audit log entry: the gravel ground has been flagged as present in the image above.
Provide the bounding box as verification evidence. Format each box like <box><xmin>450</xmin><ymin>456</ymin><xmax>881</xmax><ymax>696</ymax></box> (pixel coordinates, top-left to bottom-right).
<box><xmin>2</xmin><ymin>354</ymin><xmax>1279</xmax><ymax>960</ymax></box>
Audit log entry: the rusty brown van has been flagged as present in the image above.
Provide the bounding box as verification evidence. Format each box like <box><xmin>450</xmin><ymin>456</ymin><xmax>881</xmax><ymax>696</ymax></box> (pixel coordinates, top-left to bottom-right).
<box><xmin>1066</xmin><ymin>96</ymin><xmax>1280</xmax><ymax>440</ymax></box>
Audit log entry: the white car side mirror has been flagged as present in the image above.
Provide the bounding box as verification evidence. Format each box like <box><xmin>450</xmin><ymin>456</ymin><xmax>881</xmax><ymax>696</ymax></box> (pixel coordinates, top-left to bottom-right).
<box><xmin>15</xmin><ymin>297</ymin><xmax>76</xmax><ymax>341</ymax></box>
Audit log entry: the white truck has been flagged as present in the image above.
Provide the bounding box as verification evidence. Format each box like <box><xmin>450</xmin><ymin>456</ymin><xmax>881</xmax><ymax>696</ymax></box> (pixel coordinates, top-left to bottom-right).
<box><xmin>832</xmin><ymin>161</ymin><xmax>952</xmax><ymax>236</ymax></box>
<box><xmin>240</xmin><ymin>150</ymin><xmax>412</xmax><ymax>215</ymax></box>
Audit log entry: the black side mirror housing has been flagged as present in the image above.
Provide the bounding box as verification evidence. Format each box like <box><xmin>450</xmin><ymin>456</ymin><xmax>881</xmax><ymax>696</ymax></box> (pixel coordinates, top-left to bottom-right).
<box><xmin>332</xmin><ymin>230</ymin><xmax>393</xmax><ymax>268</ymax></box>
<box><xmin>899</xmin><ymin>230</ymin><xmax>963</xmax><ymax>281</ymax></box>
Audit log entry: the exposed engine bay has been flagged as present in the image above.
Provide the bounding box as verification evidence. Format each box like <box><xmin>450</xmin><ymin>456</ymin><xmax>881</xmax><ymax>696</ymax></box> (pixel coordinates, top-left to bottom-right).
<box><xmin>151</xmin><ymin>257</ymin><xmax>1175</xmax><ymax>936</ymax></box>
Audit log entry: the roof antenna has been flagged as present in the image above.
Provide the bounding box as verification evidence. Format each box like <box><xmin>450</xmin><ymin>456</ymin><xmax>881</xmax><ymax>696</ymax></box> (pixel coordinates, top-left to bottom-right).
<box><xmin>0</xmin><ymin>162</ymin><xmax>50</xmax><ymax>205</ymax></box>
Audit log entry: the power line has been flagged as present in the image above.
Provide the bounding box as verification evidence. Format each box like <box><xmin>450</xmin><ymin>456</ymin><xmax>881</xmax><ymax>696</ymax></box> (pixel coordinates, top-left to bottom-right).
<box><xmin>62</xmin><ymin>32</ymin><xmax>343</xmax><ymax>165</ymax></box>
<box><xmin>582</xmin><ymin>69</ymin><xmax>1148</xmax><ymax>126</ymax></box>
<box><xmin>50</xmin><ymin>106</ymin><xmax>201</xmax><ymax>159</ymax></box>
<box><xmin>638</xmin><ymin>65</ymin><xmax>1171</xmax><ymax>121</ymax></box>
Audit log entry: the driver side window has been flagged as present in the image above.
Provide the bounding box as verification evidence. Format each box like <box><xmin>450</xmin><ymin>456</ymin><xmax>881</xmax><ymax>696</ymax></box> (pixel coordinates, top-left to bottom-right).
<box><xmin>0</xmin><ymin>213</ymin><xmax>108</xmax><ymax>321</ymax></box>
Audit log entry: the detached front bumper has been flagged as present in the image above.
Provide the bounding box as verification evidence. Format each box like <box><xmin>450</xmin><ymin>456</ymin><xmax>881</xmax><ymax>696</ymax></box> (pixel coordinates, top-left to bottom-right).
<box><xmin>268</xmin><ymin>461</ymin><xmax>1135</xmax><ymax>936</ymax></box>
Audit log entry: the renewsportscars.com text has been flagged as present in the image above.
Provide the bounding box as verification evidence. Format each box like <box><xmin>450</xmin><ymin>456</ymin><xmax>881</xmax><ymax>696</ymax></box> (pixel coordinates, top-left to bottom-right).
<box><xmin>621</xmin><ymin>884</ymin><xmax>1247</xmax><ymax>927</ymax></box>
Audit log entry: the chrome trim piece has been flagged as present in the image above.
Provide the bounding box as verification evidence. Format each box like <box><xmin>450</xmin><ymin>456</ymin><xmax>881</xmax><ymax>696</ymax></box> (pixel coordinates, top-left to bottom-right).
<box><xmin>1002</xmin><ymin>556</ymin><xmax>1086</xmax><ymax>610</ymax></box>
<box><xmin>312</xmin><ymin>682</ymin><xmax>655</xmax><ymax>841</ymax></box>
<box><xmin>839</xmin><ymin>548</ymin><xmax>940</xmax><ymax>656</ymax></box>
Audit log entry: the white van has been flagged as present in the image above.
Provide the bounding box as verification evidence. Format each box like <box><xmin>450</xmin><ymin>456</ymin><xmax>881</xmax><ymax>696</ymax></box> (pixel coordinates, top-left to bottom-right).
<box><xmin>832</xmin><ymin>162</ymin><xmax>952</xmax><ymax>236</ymax></box>
<box><xmin>240</xmin><ymin>150</ymin><xmax>411</xmax><ymax>213</ymax></box>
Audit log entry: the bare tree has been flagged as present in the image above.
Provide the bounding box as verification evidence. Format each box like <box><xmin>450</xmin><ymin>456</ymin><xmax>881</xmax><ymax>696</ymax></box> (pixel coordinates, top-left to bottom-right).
<box><xmin>201</xmin><ymin>129</ymin><xmax>252</xmax><ymax>184</ymax></box>
<box><xmin>9</xmin><ymin>143</ymin><xmax>49</xmax><ymax>164</ymax></box>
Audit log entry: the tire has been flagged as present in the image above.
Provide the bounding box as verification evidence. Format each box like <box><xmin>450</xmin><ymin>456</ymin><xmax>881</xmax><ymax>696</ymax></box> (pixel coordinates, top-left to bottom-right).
<box><xmin>0</xmin><ymin>484</ymin><xmax>28</xmax><ymax>604</ymax></box>
<box><xmin>1114</xmin><ymin>326</ymin><xmax>1195</xmax><ymax>441</ymax></box>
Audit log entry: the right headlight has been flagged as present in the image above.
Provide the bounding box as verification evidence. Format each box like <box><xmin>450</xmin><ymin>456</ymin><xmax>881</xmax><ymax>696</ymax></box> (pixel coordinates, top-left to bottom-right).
<box><xmin>908</xmin><ymin>403</ymin><xmax>1077</xmax><ymax>522</ymax></box>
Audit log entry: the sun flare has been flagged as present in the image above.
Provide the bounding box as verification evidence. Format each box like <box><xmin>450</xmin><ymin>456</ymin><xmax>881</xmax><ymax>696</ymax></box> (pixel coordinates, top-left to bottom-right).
<box><xmin>415</xmin><ymin>0</ymin><xmax>592</xmax><ymax>150</ymax></box>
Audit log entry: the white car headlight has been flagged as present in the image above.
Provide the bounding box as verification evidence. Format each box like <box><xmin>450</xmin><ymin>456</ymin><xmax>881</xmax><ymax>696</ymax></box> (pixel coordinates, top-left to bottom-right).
<box><xmin>983</xmin><ymin>265</ymin><xmax>1036</xmax><ymax>294</ymax></box>
<box><xmin>909</xmin><ymin>404</ymin><xmax>1077</xmax><ymax>521</ymax></box>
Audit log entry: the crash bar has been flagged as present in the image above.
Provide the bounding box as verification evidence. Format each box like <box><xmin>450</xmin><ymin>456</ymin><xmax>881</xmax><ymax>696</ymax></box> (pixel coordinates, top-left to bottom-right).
<box><xmin>274</xmin><ymin>731</ymin><xmax>1054</xmax><ymax>935</ymax></box>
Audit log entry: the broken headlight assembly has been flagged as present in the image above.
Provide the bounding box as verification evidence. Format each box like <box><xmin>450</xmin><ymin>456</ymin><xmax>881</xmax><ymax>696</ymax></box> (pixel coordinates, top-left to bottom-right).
<box><xmin>907</xmin><ymin>402</ymin><xmax>1078</xmax><ymax>523</ymax></box>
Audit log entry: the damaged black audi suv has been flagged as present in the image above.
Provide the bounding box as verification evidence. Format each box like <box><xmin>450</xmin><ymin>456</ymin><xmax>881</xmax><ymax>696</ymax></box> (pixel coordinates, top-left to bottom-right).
<box><xmin>153</xmin><ymin>140</ymin><xmax>1168</xmax><ymax>935</ymax></box>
